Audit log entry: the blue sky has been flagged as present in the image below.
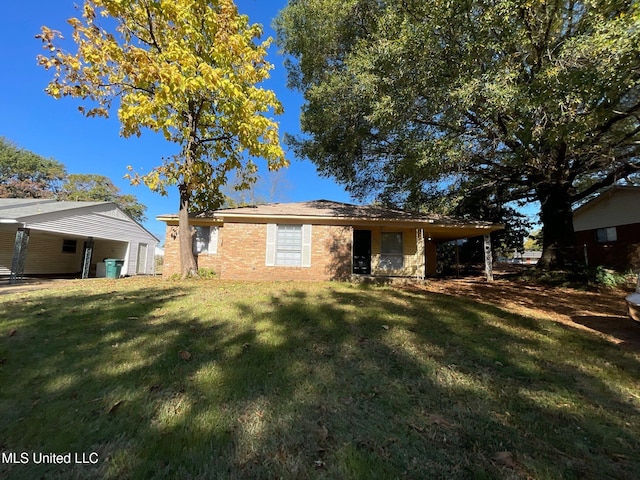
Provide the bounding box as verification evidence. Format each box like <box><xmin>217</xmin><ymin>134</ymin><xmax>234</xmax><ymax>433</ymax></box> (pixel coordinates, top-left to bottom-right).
<box><xmin>0</xmin><ymin>0</ymin><xmax>352</xmax><ymax>241</ymax></box>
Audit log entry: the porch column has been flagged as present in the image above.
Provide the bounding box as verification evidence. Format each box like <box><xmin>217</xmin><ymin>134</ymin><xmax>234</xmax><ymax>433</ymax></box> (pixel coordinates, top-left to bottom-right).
<box><xmin>10</xmin><ymin>227</ymin><xmax>30</xmax><ymax>284</ymax></box>
<box><xmin>483</xmin><ymin>234</ymin><xmax>494</xmax><ymax>282</ymax></box>
<box><xmin>416</xmin><ymin>229</ymin><xmax>425</xmax><ymax>279</ymax></box>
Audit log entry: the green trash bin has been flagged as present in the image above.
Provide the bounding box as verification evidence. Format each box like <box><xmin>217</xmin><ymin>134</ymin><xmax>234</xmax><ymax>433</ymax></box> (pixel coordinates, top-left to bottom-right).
<box><xmin>105</xmin><ymin>258</ymin><xmax>124</xmax><ymax>279</ymax></box>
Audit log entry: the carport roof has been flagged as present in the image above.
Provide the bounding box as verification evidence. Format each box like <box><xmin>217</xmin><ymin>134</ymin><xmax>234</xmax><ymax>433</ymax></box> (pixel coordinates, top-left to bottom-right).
<box><xmin>0</xmin><ymin>198</ymin><xmax>109</xmax><ymax>220</ymax></box>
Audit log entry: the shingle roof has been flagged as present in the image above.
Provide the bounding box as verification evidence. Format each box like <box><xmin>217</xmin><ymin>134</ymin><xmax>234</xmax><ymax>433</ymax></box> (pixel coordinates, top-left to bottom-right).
<box><xmin>195</xmin><ymin>199</ymin><xmax>494</xmax><ymax>226</ymax></box>
<box><xmin>0</xmin><ymin>198</ymin><xmax>110</xmax><ymax>220</ymax></box>
<box><xmin>156</xmin><ymin>199</ymin><xmax>503</xmax><ymax>240</ymax></box>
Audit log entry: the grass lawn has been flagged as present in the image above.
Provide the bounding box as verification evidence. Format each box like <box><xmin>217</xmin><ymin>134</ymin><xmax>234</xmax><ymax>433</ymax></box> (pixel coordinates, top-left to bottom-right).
<box><xmin>1</xmin><ymin>277</ymin><xmax>639</xmax><ymax>479</ymax></box>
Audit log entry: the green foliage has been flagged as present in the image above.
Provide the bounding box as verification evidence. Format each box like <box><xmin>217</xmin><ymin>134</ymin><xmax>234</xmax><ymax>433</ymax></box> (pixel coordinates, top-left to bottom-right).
<box><xmin>0</xmin><ymin>140</ymin><xmax>145</xmax><ymax>220</ymax></box>
<box><xmin>277</xmin><ymin>0</ymin><xmax>640</xmax><ymax>269</ymax></box>
<box><xmin>592</xmin><ymin>266</ymin><xmax>629</xmax><ymax>289</ymax></box>
<box><xmin>0</xmin><ymin>137</ymin><xmax>66</xmax><ymax>198</ymax></box>
<box><xmin>517</xmin><ymin>264</ymin><xmax>632</xmax><ymax>289</ymax></box>
<box><xmin>196</xmin><ymin>267</ymin><xmax>216</xmax><ymax>278</ymax></box>
<box><xmin>38</xmin><ymin>0</ymin><xmax>287</xmax><ymax>277</ymax></box>
<box><xmin>59</xmin><ymin>173</ymin><xmax>147</xmax><ymax>222</ymax></box>
<box><xmin>524</xmin><ymin>229</ymin><xmax>543</xmax><ymax>252</ymax></box>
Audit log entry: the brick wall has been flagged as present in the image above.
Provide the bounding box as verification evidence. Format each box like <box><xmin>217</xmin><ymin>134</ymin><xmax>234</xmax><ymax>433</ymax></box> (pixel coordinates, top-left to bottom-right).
<box><xmin>162</xmin><ymin>223</ymin><xmax>223</xmax><ymax>277</ymax></box>
<box><xmin>163</xmin><ymin>225</ymin><xmax>180</xmax><ymax>276</ymax></box>
<box><xmin>219</xmin><ymin>222</ymin><xmax>352</xmax><ymax>281</ymax></box>
<box><xmin>575</xmin><ymin>222</ymin><xmax>640</xmax><ymax>271</ymax></box>
<box><xmin>162</xmin><ymin>221</ymin><xmax>353</xmax><ymax>280</ymax></box>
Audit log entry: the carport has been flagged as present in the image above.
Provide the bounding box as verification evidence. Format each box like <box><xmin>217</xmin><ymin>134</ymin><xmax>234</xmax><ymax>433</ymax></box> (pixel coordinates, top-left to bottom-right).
<box><xmin>0</xmin><ymin>199</ymin><xmax>158</xmax><ymax>283</ymax></box>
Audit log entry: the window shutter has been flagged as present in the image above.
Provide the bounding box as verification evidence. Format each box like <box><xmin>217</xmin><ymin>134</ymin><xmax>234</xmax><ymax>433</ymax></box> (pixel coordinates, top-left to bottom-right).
<box><xmin>302</xmin><ymin>224</ymin><xmax>312</xmax><ymax>267</ymax></box>
<box><xmin>266</xmin><ymin>224</ymin><xmax>276</xmax><ymax>266</ymax></box>
<box><xmin>209</xmin><ymin>227</ymin><xmax>219</xmax><ymax>254</ymax></box>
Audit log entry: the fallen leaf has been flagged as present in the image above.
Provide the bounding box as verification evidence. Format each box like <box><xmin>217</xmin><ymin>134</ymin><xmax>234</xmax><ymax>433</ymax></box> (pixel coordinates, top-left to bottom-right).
<box><xmin>409</xmin><ymin>423</ymin><xmax>425</xmax><ymax>433</ymax></box>
<box><xmin>8</xmin><ymin>328</ymin><xmax>17</xmax><ymax>337</ymax></box>
<box><xmin>107</xmin><ymin>400</ymin><xmax>124</xmax><ymax>415</ymax></box>
<box><xmin>427</xmin><ymin>414</ymin><xmax>450</xmax><ymax>426</ymax></box>
<box><xmin>382</xmin><ymin>325</ymin><xmax>389</xmax><ymax>330</ymax></box>
<box><xmin>317</xmin><ymin>424</ymin><xmax>329</xmax><ymax>442</ymax></box>
<box><xmin>179</xmin><ymin>350</ymin><xmax>191</xmax><ymax>361</ymax></box>
<box><xmin>493</xmin><ymin>451</ymin><xmax>516</xmax><ymax>468</ymax></box>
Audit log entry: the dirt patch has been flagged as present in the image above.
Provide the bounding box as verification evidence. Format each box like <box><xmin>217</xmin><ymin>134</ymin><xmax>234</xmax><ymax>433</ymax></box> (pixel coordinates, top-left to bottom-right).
<box><xmin>410</xmin><ymin>276</ymin><xmax>640</xmax><ymax>350</ymax></box>
<box><xmin>0</xmin><ymin>278</ymin><xmax>88</xmax><ymax>296</ymax></box>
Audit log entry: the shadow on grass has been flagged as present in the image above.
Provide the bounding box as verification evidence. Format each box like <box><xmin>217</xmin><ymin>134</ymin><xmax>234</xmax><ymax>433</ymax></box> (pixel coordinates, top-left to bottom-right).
<box><xmin>1</xmin><ymin>280</ymin><xmax>639</xmax><ymax>479</ymax></box>
<box><xmin>571</xmin><ymin>314</ymin><xmax>640</xmax><ymax>347</ymax></box>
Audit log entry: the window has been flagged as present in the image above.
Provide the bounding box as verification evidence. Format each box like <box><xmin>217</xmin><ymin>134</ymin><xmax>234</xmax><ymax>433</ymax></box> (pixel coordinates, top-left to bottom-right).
<box><xmin>62</xmin><ymin>239</ymin><xmax>77</xmax><ymax>254</ymax></box>
<box><xmin>266</xmin><ymin>224</ymin><xmax>312</xmax><ymax>267</ymax></box>
<box><xmin>192</xmin><ymin>226</ymin><xmax>218</xmax><ymax>254</ymax></box>
<box><xmin>596</xmin><ymin>227</ymin><xmax>617</xmax><ymax>243</ymax></box>
<box><xmin>380</xmin><ymin>232</ymin><xmax>403</xmax><ymax>270</ymax></box>
<box><xmin>276</xmin><ymin>225</ymin><xmax>303</xmax><ymax>266</ymax></box>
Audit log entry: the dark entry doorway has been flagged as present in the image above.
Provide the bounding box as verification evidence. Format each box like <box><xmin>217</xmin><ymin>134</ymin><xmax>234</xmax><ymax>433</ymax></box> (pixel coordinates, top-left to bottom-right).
<box><xmin>353</xmin><ymin>230</ymin><xmax>372</xmax><ymax>274</ymax></box>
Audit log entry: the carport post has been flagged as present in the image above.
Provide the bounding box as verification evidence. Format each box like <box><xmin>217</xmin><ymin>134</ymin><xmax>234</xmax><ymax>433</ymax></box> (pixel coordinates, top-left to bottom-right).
<box><xmin>82</xmin><ymin>237</ymin><xmax>94</xmax><ymax>279</ymax></box>
<box><xmin>10</xmin><ymin>227</ymin><xmax>30</xmax><ymax>284</ymax></box>
<box><xmin>483</xmin><ymin>233</ymin><xmax>494</xmax><ymax>282</ymax></box>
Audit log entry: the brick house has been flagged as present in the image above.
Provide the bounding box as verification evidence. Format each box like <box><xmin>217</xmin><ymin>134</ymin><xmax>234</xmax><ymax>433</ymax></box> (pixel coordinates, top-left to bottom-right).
<box><xmin>573</xmin><ymin>186</ymin><xmax>640</xmax><ymax>271</ymax></box>
<box><xmin>157</xmin><ymin>200</ymin><xmax>502</xmax><ymax>281</ymax></box>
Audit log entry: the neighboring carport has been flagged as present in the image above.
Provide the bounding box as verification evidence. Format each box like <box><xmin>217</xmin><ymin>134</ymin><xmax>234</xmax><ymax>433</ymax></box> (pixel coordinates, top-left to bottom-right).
<box><xmin>0</xmin><ymin>199</ymin><xmax>158</xmax><ymax>283</ymax></box>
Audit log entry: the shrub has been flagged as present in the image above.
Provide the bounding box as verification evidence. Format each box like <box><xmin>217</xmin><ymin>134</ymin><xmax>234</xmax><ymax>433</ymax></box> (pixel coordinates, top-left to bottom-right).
<box><xmin>592</xmin><ymin>266</ymin><xmax>631</xmax><ymax>289</ymax></box>
<box><xmin>197</xmin><ymin>267</ymin><xmax>216</xmax><ymax>279</ymax></box>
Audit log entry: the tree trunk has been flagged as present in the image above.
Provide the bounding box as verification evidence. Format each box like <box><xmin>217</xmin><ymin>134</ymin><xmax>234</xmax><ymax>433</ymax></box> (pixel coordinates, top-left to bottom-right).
<box><xmin>178</xmin><ymin>184</ymin><xmax>198</xmax><ymax>278</ymax></box>
<box><xmin>536</xmin><ymin>184</ymin><xmax>580</xmax><ymax>270</ymax></box>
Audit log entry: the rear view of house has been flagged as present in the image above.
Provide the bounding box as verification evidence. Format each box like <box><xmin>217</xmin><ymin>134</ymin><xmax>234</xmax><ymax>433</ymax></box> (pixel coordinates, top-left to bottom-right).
<box><xmin>0</xmin><ymin>199</ymin><xmax>158</xmax><ymax>281</ymax></box>
<box><xmin>158</xmin><ymin>200</ymin><xmax>502</xmax><ymax>281</ymax></box>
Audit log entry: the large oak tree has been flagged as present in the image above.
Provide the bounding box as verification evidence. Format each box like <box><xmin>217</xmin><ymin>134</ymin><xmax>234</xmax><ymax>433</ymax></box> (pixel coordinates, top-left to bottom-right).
<box><xmin>277</xmin><ymin>0</ymin><xmax>640</xmax><ymax>269</ymax></box>
<box><xmin>38</xmin><ymin>0</ymin><xmax>287</xmax><ymax>277</ymax></box>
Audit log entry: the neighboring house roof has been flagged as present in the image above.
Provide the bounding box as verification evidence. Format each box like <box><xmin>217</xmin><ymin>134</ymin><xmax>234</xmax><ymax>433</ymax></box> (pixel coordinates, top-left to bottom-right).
<box><xmin>157</xmin><ymin>199</ymin><xmax>502</xmax><ymax>241</ymax></box>
<box><xmin>573</xmin><ymin>185</ymin><xmax>640</xmax><ymax>232</ymax></box>
<box><xmin>0</xmin><ymin>198</ymin><xmax>159</xmax><ymax>242</ymax></box>
<box><xmin>0</xmin><ymin>198</ymin><xmax>109</xmax><ymax>220</ymax></box>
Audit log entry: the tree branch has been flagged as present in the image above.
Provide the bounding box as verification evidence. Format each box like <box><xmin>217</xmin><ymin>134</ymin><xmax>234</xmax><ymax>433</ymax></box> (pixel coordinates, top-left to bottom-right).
<box><xmin>145</xmin><ymin>3</ymin><xmax>162</xmax><ymax>53</ymax></box>
<box><xmin>571</xmin><ymin>161</ymin><xmax>640</xmax><ymax>202</ymax></box>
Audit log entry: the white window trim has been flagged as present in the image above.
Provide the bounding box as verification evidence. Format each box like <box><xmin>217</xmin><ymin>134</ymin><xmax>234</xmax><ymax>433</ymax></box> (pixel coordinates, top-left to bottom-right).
<box><xmin>192</xmin><ymin>226</ymin><xmax>218</xmax><ymax>255</ymax></box>
<box><xmin>266</xmin><ymin>224</ymin><xmax>312</xmax><ymax>267</ymax></box>
<box><xmin>209</xmin><ymin>227</ymin><xmax>219</xmax><ymax>254</ymax></box>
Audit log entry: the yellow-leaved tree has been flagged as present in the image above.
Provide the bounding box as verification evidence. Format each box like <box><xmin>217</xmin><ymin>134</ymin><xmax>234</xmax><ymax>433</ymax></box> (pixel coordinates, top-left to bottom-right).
<box><xmin>37</xmin><ymin>0</ymin><xmax>287</xmax><ymax>277</ymax></box>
